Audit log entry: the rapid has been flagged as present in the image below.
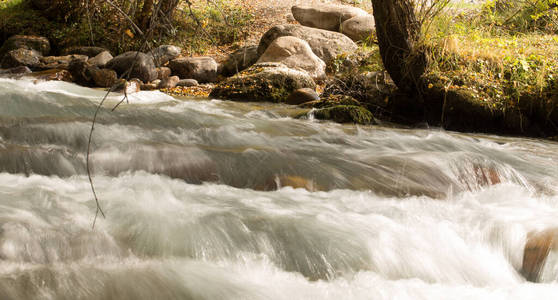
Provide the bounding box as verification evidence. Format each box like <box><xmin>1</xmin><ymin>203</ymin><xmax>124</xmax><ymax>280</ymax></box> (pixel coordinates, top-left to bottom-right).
<box><xmin>0</xmin><ymin>78</ymin><xmax>557</xmax><ymax>299</ymax></box>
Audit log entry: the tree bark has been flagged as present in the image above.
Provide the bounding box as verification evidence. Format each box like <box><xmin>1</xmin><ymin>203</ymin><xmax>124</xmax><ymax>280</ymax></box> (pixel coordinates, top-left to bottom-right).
<box><xmin>138</xmin><ymin>0</ymin><xmax>155</xmax><ymax>31</ymax></box>
<box><xmin>371</xmin><ymin>0</ymin><xmax>427</xmax><ymax>94</ymax></box>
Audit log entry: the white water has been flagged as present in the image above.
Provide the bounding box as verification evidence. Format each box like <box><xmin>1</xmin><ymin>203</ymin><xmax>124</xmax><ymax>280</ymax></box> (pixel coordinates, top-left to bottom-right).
<box><xmin>0</xmin><ymin>78</ymin><xmax>557</xmax><ymax>299</ymax></box>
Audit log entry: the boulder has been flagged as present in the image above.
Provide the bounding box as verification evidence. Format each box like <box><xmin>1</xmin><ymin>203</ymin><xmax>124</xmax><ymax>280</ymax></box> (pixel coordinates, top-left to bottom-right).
<box><xmin>149</xmin><ymin>45</ymin><xmax>182</xmax><ymax>67</ymax></box>
<box><xmin>38</xmin><ymin>54</ymin><xmax>88</xmax><ymax>70</ymax></box>
<box><xmin>27</xmin><ymin>69</ymin><xmax>73</xmax><ymax>82</ymax></box>
<box><xmin>105</xmin><ymin>51</ymin><xmax>158</xmax><ymax>83</ymax></box>
<box><xmin>0</xmin><ymin>35</ymin><xmax>50</xmax><ymax>55</ymax></box>
<box><xmin>221</xmin><ymin>45</ymin><xmax>259</xmax><ymax>77</ymax></box>
<box><xmin>0</xmin><ymin>66</ymin><xmax>32</xmax><ymax>78</ymax></box>
<box><xmin>157</xmin><ymin>75</ymin><xmax>180</xmax><ymax>89</ymax></box>
<box><xmin>286</xmin><ymin>88</ymin><xmax>320</xmax><ymax>105</ymax></box>
<box><xmin>90</xmin><ymin>68</ymin><xmax>118</xmax><ymax>88</ymax></box>
<box><xmin>140</xmin><ymin>82</ymin><xmax>158</xmax><ymax>90</ymax></box>
<box><xmin>257</xmin><ymin>36</ymin><xmax>326</xmax><ymax>80</ymax></box>
<box><xmin>313</xmin><ymin>105</ymin><xmax>374</xmax><ymax>124</ymax></box>
<box><xmin>341</xmin><ymin>15</ymin><xmax>376</xmax><ymax>41</ymax></box>
<box><xmin>176</xmin><ymin>79</ymin><xmax>199</xmax><ymax>87</ymax></box>
<box><xmin>157</xmin><ymin>67</ymin><xmax>171</xmax><ymax>80</ymax></box>
<box><xmin>291</xmin><ymin>4</ymin><xmax>368</xmax><ymax>32</ymax></box>
<box><xmin>522</xmin><ymin>228</ymin><xmax>558</xmax><ymax>282</ymax></box>
<box><xmin>258</xmin><ymin>24</ymin><xmax>358</xmax><ymax>63</ymax></box>
<box><xmin>169</xmin><ymin>57</ymin><xmax>219</xmax><ymax>83</ymax></box>
<box><xmin>62</xmin><ymin>46</ymin><xmax>110</xmax><ymax>57</ymax></box>
<box><xmin>113</xmin><ymin>79</ymin><xmax>141</xmax><ymax>94</ymax></box>
<box><xmin>1</xmin><ymin>49</ymin><xmax>42</xmax><ymax>69</ymax></box>
<box><xmin>210</xmin><ymin>62</ymin><xmax>316</xmax><ymax>103</ymax></box>
<box><xmin>88</xmin><ymin>51</ymin><xmax>113</xmax><ymax>67</ymax></box>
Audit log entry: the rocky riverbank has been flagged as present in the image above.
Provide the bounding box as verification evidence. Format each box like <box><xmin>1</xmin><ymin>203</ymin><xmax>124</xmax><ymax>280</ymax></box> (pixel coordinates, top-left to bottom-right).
<box><xmin>1</xmin><ymin>2</ymin><xmax>558</xmax><ymax>139</ymax></box>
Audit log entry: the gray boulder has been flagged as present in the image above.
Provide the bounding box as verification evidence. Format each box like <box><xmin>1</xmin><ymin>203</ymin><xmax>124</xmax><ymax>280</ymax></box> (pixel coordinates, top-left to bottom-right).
<box><xmin>149</xmin><ymin>45</ymin><xmax>182</xmax><ymax>67</ymax></box>
<box><xmin>62</xmin><ymin>46</ymin><xmax>110</xmax><ymax>57</ymax></box>
<box><xmin>257</xmin><ymin>36</ymin><xmax>326</xmax><ymax>80</ymax></box>
<box><xmin>176</xmin><ymin>79</ymin><xmax>199</xmax><ymax>87</ymax></box>
<box><xmin>88</xmin><ymin>51</ymin><xmax>113</xmax><ymax>67</ymax></box>
<box><xmin>0</xmin><ymin>35</ymin><xmax>50</xmax><ymax>55</ymax></box>
<box><xmin>291</xmin><ymin>4</ymin><xmax>368</xmax><ymax>31</ymax></box>
<box><xmin>157</xmin><ymin>75</ymin><xmax>180</xmax><ymax>89</ymax></box>
<box><xmin>38</xmin><ymin>54</ymin><xmax>88</xmax><ymax>70</ymax></box>
<box><xmin>1</xmin><ymin>49</ymin><xmax>42</xmax><ymax>69</ymax></box>
<box><xmin>210</xmin><ymin>62</ymin><xmax>316</xmax><ymax>103</ymax></box>
<box><xmin>341</xmin><ymin>15</ymin><xmax>376</xmax><ymax>41</ymax></box>
<box><xmin>169</xmin><ymin>57</ymin><xmax>219</xmax><ymax>83</ymax></box>
<box><xmin>105</xmin><ymin>51</ymin><xmax>158</xmax><ymax>83</ymax></box>
<box><xmin>221</xmin><ymin>45</ymin><xmax>259</xmax><ymax>77</ymax></box>
<box><xmin>258</xmin><ymin>24</ymin><xmax>358</xmax><ymax>64</ymax></box>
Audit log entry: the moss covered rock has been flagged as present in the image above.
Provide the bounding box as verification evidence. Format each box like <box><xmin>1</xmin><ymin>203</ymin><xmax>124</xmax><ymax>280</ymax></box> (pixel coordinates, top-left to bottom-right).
<box><xmin>210</xmin><ymin>62</ymin><xmax>316</xmax><ymax>103</ymax></box>
<box><xmin>300</xmin><ymin>94</ymin><xmax>361</xmax><ymax>108</ymax></box>
<box><xmin>314</xmin><ymin>105</ymin><xmax>374</xmax><ymax>124</ymax></box>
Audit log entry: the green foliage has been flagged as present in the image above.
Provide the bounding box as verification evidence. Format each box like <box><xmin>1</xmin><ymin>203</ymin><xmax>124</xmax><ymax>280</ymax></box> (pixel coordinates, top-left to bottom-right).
<box><xmin>481</xmin><ymin>0</ymin><xmax>558</xmax><ymax>33</ymax></box>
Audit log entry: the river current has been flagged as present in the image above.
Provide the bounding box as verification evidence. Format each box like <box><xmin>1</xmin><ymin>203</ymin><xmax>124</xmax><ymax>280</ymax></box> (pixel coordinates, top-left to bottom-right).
<box><xmin>0</xmin><ymin>78</ymin><xmax>557</xmax><ymax>299</ymax></box>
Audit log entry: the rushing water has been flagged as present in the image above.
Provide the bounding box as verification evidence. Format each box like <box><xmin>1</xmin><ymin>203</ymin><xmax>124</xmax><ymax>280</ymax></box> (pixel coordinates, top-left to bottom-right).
<box><xmin>0</xmin><ymin>78</ymin><xmax>558</xmax><ymax>299</ymax></box>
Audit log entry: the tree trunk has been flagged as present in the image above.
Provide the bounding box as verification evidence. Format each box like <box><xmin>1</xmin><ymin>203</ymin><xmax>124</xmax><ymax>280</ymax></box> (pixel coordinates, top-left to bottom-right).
<box><xmin>138</xmin><ymin>0</ymin><xmax>155</xmax><ymax>31</ymax></box>
<box><xmin>371</xmin><ymin>0</ymin><xmax>427</xmax><ymax>94</ymax></box>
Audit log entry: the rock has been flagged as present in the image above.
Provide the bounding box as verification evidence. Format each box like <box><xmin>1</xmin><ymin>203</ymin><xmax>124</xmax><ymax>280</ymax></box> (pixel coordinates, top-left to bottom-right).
<box><xmin>257</xmin><ymin>36</ymin><xmax>326</xmax><ymax>80</ymax></box>
<box><xmin>169</xmin><ymin>57</ymin><xmax>219</xmax><ymax>83</ymax></box>
<box><xmin>140</xmin><ymin>82</ymin><xmax>158</xmax><ymax>90</ymax></box>
<box><xmin>88</xmin><ymin>51</ymin><xmax>113</xmax><ymax>67</ymax></box>
<box><xmin>1</xmin><ymin>49</ymin><xmax>42</xmax><ymax>69</ymax></box>
<box><xmin>522</xmin><ymin>228</ymin><xmax>558</xmax><ymax>282</ymax></box>
<box><xmin>313</xmin><ymin>105</ymin><xmax>374</xmax><ymax>124</ymax></box>
<box><xmin>286</xmin><ymin>13</ymin><xmax>296</xmax><ymax>22</ymax></box>
<box><xmin>258</xmin><ymin>24</ymin><xmax>358</xmax><ymax>64</ymax></box>
<box><xmin>26</xmin><ymin>69</ymin><xmax>73</xmax><ymax>82</ymax></box>
<box><xmin>291</xmin><ymin>4</ymin><xmax>369</xmax><ymax>32</ymax></box>
<box><xmin>256</xmin><ymin>175</ymin><xmax>321</xmax><ymax>192</ymax></box>
<box><xmin>151</xmin><ymin>79</ymin><xmax>162</xmax><ymax>86</ymax></box>
<box><xmin>90</xmin><ymin>68</ymin><xmax>118</xmax><ymax>88</ymax></box>
<box><xmin>301</xmin><ymin>94</ymin><xmax>362</xmax><ymax>108</ymax></box>
<box><xmin>38</xmin><ymin>54</ymin><xmax>88</xmax><ymax>70</ymax></box>
<box><xmin>105</xmin><ymin>51</ymin><xmax>158</xmax><ymax>83</ymax></box>
<box><xmin>210</xmin><ymin>62</ymin><xmax>315</xmax><ymax>103</ymax></box>
<box><xmin>62</xmin><ymin>46</ymin><xmax>110</xmax><ymax>57</ymax></box>
<box><xmin>68</xmin><ymin>59</ymin><xmax>93</xmax><ymax>85</ymax></box>
<box><xmin>341</xmin><ymin>15</ymin><xmax>376</xmax><ymax>41</ymax></box>
<box><xmin>157</xmin><ymin>67</ymin><xmax>171</xmax><ymax>80</ymax></box>
<box><xmin>287</xmin><ymin>88</ymin><xmax>319</xmax><ymax>105</ymax></box>
<box><xmin>157</xmin><ymin>75</ymin><xmax>179</xmax><ymax>89</ymax></box>
<box><xmin>0</xmin><ymin>35</ymin><xmax>50</xmax><ymax>55</ymax></box>
<box><xmin>0</xmin><ymin>66</ymin><xmax>32</xmax><ymax>77</ymax></box>
<box><xmin>149</xmin><ymin>45</ymin><xmax>182</xmax><ymax>67</ymax></box>
<box><xmin>221</xmin><ymin>45</ymin><xmax>259</xmax><ymax>77</ymax></box>
<box><xmin>113</xmin><ymin>79</ymin><xmax>141</xmax><ymax>94</ymax></box>
<box><xmin>176</xmin><ymin>79</ymin><xmax>199</xmax><ymax>87</ymax></box>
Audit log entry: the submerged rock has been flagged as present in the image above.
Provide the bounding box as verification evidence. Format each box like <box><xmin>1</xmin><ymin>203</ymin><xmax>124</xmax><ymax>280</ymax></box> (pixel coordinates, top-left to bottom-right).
<box><xmin>1</xmin><ymin>49</ymin><xmax>42</xmax><ymax>69</ymax></box>
<box><xmin>27</xmin><ymin>69</ymin><xmax>73</xmax><ymax>82</ymax></box>
<box><xmin>258</xmin><ymin>24</ymin><xmax>358</xmax><ymax>64</ymax></box>
<box><xmin>286</xmin><ymin>88</ymin><xmax>320</xmax><ymax>105</ymax></box>
<box><xmin>313</xmin><ymin>105</ymin><xmax>374</xmax><ymax>124</ymax></box>
<box><xmin>291</xmin><ymin>4</ymin><xmax>369</xmax><ymax>32</ymax></box>
<box><xmin>210</xmin><ymin>62</ymin><xmax>316</xmax><ymax>103</ymax></box>
<box><xmin>522</xmin><ymin>228</ymin><xmax>558</xmax><ymax>282</ymax></box>
<box><xmin>0</xmin><ymin>66</ymin><xmax>32</xmax><ymax>78</ymax></box>
<box><xmin>257</xmin><ymin>36</ymin><xmax>326</xmax><ymax>80</ymax></box>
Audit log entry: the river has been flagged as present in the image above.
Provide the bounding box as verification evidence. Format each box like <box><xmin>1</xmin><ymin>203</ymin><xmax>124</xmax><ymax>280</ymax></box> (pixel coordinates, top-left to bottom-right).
<box><xmin>0</xmin><ymin>78</ymin><xmax>557</xmax><ymax>299</ymax></box>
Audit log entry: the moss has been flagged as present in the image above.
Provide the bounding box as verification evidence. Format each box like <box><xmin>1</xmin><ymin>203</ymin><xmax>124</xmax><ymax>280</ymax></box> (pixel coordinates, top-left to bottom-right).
<box><xmin>314</xmin><ymin>105</ymin><xmax>375</xmax><ymax>125</ymax></box>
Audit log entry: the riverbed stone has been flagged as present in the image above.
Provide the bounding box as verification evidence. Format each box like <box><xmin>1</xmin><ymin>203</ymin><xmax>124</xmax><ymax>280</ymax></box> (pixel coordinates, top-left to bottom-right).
<box><xmin>221</xmin><ymin>45</ymin><xmax>259</xmax><ymax>77</ymax></box>
<box><xmin>62</xmin><ymin>46</ymin><xmax>109</xmax><ymax>57</ymax></box>
<box><xmin>0</xmin><ymin>35</ymin><xmax>50</xmax><ymax>56</ymax></box>
<box><xmin>313</xmin><ymin>105</ymin><xmax>374</xmax><ymax>124</ymax></box>
<box><xmin>88</xmin><ymin>51</ymin><xmax>113</xmax><ymax>67</ymax></box>
<box><xmin>0</xmin><ymin>66</ymin><xmax>32</xmax><ymax>77</ymax></box>
<box><xmin>149</xmin><ymin>45</ymin><xmax>182</xmax><ymax>67</ymax></box>
<box><xmin>210</xmin><ymin>62</ymin><xmax>316</xmax><ymax>103</ymax></box>
<box><xmin>176</xmin><ymin>79</ymin><xmax>199</xmax><ymax>87</ymax></box>
<box><xmin>169</xmin><ymin>56</ymin><xmax>219</xmax><ymax>83</ymax></box>
<box><xmin>157</xmin><ymin>67</ymin><xmax>171</xmax><ymax>80</ymax></box>
<box><xmin>1</xmin><ymin>49</ymin><xmax>42</xmax><ymax>69</ymax></box>
<box><xmin>522</xmin><ymin>228</ymin><xmax>558</xmax><ymax>282</ymax></box>
<box><xmin>158</xmin><ymin>75</ymin><xmax>180</xmax><ymax>89</ymax></box>
<box><xmin>291</xmin><ymin>4</ymin><xmax>369</xmax><ymax>31</ymax></box>
<box><xmin>258</xmin><ymin>24</ymin><xmax>358</xmax><ymax>64</ymax></box>
<box><xmin>38</xmin><ymin>54</ymin><xmax>88</xmax><ymax>70</ymax></box>
<box><xmin>286</xmin><ymin>88</ymin><xmax>320</xmax><ymax>105</ymax></box>
<box><xmin>341</xmin><ymin>15</ymin><xmax>376</xmax><ymax>42</ymax></box>
<box><xmin>105</xmin><ymin>51</ymin><xmax>158</xmax><ymax>83</ymax></box>
<box><xmin>27</xmin><ymin>69</ymin><xmax>73</xmax><ymax>82</ymax></box>
<box><xmin>90</xmin><ymin>68</ymin><xmax>118</xmax><ymax>88</ymax></box>
<box><xmin>257</xmin><ymin>36</ymin><xmax>326</xmax><ymax>80</ymax></box>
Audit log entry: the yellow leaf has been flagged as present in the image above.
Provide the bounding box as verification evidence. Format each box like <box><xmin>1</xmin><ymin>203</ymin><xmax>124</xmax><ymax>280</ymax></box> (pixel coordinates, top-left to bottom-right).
<box><xmin>125</xmin><ymin>29</ymin><xmax>134</xmax><ymax>38</ymax></box>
